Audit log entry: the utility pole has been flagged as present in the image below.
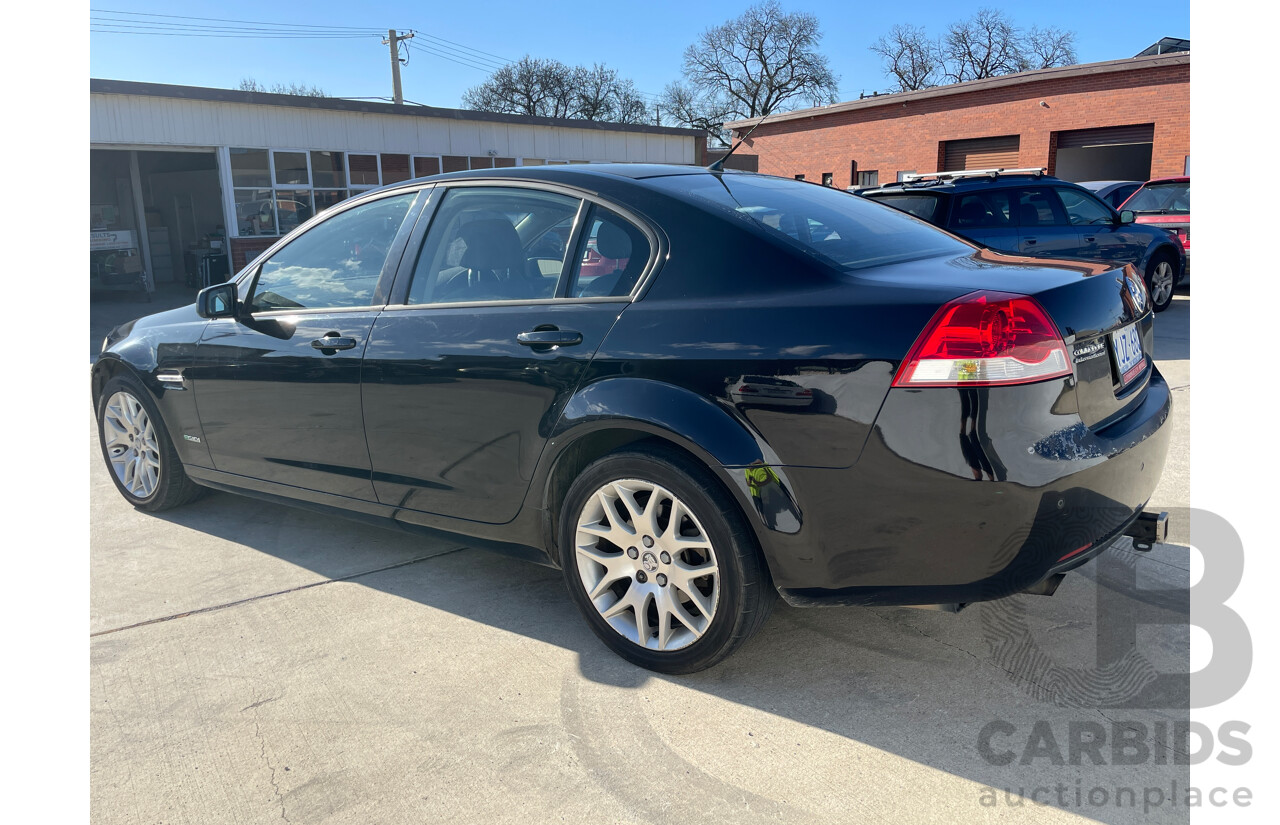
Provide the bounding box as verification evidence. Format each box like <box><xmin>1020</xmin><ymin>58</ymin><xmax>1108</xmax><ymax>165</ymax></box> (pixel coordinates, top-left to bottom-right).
<box><xmin>382</xmin><ymin>29</ymin><xmax>415</xmax><ymax>105</ymax></box>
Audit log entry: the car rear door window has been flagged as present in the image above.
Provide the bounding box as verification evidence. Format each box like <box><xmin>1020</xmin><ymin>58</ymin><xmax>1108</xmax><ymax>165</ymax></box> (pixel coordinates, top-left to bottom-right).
<box><xmin>950</xmin><ymin>192</ymin><xmax>1014</xmax><ymax>229</ymax></box>
<box><xmin>247</xmin><ymin>192</ymin><xmax>417</xmax><ymax>312</ymax></box>
<box><xmin>568</xmin><ymin>205</ymin><xmax>652</xmax><ymax>298</ymax></box>
<box><xmin>407</xmin><ymin>187</ymin><xmax>582</xmax><ymax>304</ymax></box>
<box><xmin>1017</xmin><ymin>188</ymin><xmax>1068</xmax><ymax>227</ymax></box>
<box><xmin>1055</xmin><ymin>188</ymin><xmax>1114</xmax><ymax>225</ymax></box>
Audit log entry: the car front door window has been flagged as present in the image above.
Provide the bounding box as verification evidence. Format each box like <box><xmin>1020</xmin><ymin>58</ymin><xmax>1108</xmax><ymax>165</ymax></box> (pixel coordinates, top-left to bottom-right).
<box><xmin>248</xmin><ymin>192</ymin><xmax>417</xmax><ymax>312</ymax></box>
<box><xmin>1056</xmin><ymin>188</ymin><xmax>1114</xmax><ymax>226</ymax></box>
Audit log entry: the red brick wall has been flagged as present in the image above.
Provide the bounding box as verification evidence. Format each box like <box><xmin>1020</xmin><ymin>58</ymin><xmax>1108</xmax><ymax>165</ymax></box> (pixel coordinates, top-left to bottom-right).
<box><xmin>741</xmin><ymin>64</ymin><xmax>1190</xmax><ymax>189</ymax></box>
<box><xmin>230</xmin><ymin>237</ymin><xmax>276</xmax><ymax>272</ymax></box>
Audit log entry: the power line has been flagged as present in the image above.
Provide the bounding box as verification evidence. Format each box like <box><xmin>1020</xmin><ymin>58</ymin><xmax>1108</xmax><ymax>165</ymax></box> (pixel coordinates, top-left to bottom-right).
<box><xmin>407</xmin><ymin>42</ymin><xmax>499</xmax><ymax>74</ymax></box>
<box><xmin>90</xmin><ymin>27</ymin><xmax>378</xmax><ymax>40</ymax></box>
<box><xmin>407</xmin><ymin>37</ymin><xmax>507</xmax><ymax>71</ymax></box>
<box><xmin>89</xmin><ymin>9</ymin><xmax>384</xmax><ymax>33</ymax></box>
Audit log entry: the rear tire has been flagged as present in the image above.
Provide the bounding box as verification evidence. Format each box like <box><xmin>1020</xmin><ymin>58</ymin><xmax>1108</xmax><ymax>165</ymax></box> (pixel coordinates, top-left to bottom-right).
<box><xmin>1145</xmin><ymin>251</ymin><xmax>1177</xmax><ymax>313</ymax></box>
<box><xmin>96</xmin><ymin>374</ymin><xmax>204</xmax><ymax>512</ymax></box>
<box><xmin>558</xmin><ymin>445</ymin><xmax>774</xmax><ymax>673</ymax></box>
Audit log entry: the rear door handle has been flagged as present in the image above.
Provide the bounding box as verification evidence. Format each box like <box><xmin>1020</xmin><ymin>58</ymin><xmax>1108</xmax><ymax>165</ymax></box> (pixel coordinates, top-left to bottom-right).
<box><xmin>311</xmin><ymin>334</ymin><xmax>359</xmax><ymax>351</ymax></box>
<box><xmin>1024</xmin><ymin>237</ymin><xmax>1038</xmax><ymax>245</ymax></box>
<box><xmin>1083</xmin><ymin>236</ymin><xmax>1096</xmax><ymax>242</ymax></box>
<box><xmin>517</xmin><ymin>329</ymin><xmax>583</xmax><ymax>348</ymax></box>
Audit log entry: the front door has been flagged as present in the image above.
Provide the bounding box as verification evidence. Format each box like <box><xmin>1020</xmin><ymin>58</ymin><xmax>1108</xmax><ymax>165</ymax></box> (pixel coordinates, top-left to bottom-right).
<box><xmin>193</xmin><ymin>190</ymin><xmax>422</xmax><ymax>499</ymax></box>
<box><xmin>362</xmin><ymin>185</ymin><xmax>652</xmax><ymax>523</ymax></box>
<box><xmin>1055</xmin><ymin>186</ymin><xmax>1143</xmax><ymax>267</ymax></box>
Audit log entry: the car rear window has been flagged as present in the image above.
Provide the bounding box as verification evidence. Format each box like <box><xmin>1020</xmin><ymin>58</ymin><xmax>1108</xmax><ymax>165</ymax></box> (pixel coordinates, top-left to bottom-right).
<box><xmin>654</xmin><ymin>174</ymin><xmax>970</xmax><ymax>271</ymax></box>
<box><xmin>864</xmin><ymin>193</ymin><xmax>943</xmax><ymax>222</ymax></box>
<box><xmin>1124</xmin><ymin>182</ymin><xmax>1190</xmax><ymax>214</ymax></box>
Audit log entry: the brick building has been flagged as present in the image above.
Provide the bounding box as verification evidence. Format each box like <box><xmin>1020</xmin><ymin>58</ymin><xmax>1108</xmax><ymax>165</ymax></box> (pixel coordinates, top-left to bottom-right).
<box><xmin>724</xmin><ymin>51</ymin><xmax>1189</xmax><ymax>190</ymax></box>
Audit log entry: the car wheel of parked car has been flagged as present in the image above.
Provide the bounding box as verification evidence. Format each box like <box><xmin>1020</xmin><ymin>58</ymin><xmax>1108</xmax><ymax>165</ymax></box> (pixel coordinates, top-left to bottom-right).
<box><xmin>96</xmin><ymin>375</ymin><xmax>204</xmax><ymax>512</ymax></box>
<box><xmin>1145</xmin><ymin>253</ymin><xmax>1177</xmax><ymax>313</ymax></box>
<box><xmin>559</xmin><ymin>446</ymin><xmax>774</xmax><ymax>673</ymax></box>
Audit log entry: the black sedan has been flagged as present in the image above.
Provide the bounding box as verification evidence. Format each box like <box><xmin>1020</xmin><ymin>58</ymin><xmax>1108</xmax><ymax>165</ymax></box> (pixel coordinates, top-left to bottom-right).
<box><xmin>93</xmin><ymin>165</ymin><xmax>1171</xmax><ymax>673</ymax></box>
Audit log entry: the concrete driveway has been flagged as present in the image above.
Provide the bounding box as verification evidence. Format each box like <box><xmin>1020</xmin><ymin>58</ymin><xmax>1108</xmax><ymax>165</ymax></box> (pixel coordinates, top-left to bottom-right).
<box><xmin>91</xmin><ymin>295</ymin><xmax>1191</xmax><ymax>824</ymax></box>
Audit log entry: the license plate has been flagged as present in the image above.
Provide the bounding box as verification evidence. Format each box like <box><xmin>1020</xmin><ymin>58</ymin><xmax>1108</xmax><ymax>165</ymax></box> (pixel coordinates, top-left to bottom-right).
<box><xmin>1111</xmin><ymin>323</ymin><xmax>1145</xmax><ymax>385</ymax></box>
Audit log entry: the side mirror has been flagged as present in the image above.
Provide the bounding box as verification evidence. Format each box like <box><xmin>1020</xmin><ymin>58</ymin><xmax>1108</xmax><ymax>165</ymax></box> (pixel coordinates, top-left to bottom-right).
<box><xmin>197</xmin><ymin>282</ymin><xmax>238</xmax><ymax>319</ymax></box>
<box><xmin>1118</xmin><ymin>210</ymin><xmax>1136</xmax><ymax>225</ymax></box>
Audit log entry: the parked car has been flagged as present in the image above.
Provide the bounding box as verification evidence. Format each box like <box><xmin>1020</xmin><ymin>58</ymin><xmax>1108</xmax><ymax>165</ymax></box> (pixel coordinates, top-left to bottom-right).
<box><xmin>858</xmin><ymin>171</ymin><xmax>1186</xmax><ymax>311</ymax></box>
<box><xmin>728</xmin><ymin>375</ymin><xmax>814</xmax><ymax>407</ymax></box>
<box><xmin>1076</xmin><ymin>180</ymin><xmax>1143</xmax><ymax>210</ymax></box>
<box><xmin>93</xmin><ymin>165</ymin><xmax>1171</xmax><ymax>673</ymax></box>
<box><xmin>1120</xmin><ymin>176</ymin><xmax>1190</xmax><ymax>281</ymax></box>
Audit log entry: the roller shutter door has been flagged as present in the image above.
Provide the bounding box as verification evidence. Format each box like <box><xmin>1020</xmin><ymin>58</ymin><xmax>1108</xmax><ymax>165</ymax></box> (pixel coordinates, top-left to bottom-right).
<box><xmin>942</xmin><ymin>135</ymin><xmax>1020</xmax><ymax>172</ymax></box>
<box><xmin>1056</xmin><ymin>124</ymin><xmax>1155</xmax><ymax>149</ymax></box>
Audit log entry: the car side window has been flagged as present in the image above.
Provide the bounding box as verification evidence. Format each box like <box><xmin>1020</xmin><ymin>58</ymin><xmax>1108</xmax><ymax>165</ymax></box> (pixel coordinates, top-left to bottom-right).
<box><xmin>247</xmin><ymin>192</ymin><xmax>416</xmax><ymax>312</ymax></box>
<box><xmin>1055</xmin><ymin>188</ymin><xmax>1114</xmax><ymax>226</ymax></box>
<box><xmin>407</xmin><ymin>187</ymin><xmax>581</xmax><ymax>305</ymax></box>
<box><xmin>567</xmin><ymin>205</ymin><xmax>652</xmax><ymax>298</ymax></box>
<box><xmin>1017</xmin><ymin>188</ymin><xmax>1067</xmax><ymax>227</ymax></box>
<box><xmin>951</xmin><ymin>192</ymin><xmax>1014</xmax><ymax>229</ymax></box>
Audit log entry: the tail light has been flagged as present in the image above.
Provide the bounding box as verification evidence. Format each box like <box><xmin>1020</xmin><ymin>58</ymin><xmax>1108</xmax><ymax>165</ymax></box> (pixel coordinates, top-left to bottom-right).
<box><xmin>737</xmin><ymin>385</ymin><xmax>758</xmax><ymax>393</ymax></box>
<box><xmin>892</xmin><ymin>291</ymin><xmax>1072</xmax><ymax>388</ymax></box>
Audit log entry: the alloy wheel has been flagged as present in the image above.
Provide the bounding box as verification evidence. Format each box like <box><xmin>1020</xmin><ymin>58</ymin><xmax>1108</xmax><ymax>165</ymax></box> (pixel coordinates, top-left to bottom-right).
<box><xmin>1151</xmin><ymin>260</ymin><xmax>1175</xmax><ymax>307</ymax></box>
<box><xmin>574</xmin><ymin>479</ymin><xmax>720</xmax><ymax>651</ymax></box>
<box><xmin>102</xmin><ymin>391</ymin><xmax>161</xmax><ymax>499</ymax></box>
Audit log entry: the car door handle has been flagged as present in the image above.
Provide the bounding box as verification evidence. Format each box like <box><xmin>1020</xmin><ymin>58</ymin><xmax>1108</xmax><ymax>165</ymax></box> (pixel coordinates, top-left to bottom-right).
<box><xmin>311</xmin><ymin>334</ymin><xmax>359</xmax><ymax>351</ymax></box>
<box><xmin>1024</xmin><ymin>237</ymin><xmax>1038</xmax><ymax>245</ymax></box>
<box><xmin>1083</xmin><ymin>236</ymin><xmax>1096</xmax><ymax>242</ymax></box>
<box><xmin>517</xmin><ymin>329</ymin><xmax>583</xmax><ymax>347</ymax></box>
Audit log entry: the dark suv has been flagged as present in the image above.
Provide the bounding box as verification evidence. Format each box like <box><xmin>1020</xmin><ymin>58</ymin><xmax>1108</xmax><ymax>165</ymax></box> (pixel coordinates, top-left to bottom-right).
<box><xmin>858</xmin><ymin>171</ymin><xmax>1186</xmax><ymax>311</ymax></box>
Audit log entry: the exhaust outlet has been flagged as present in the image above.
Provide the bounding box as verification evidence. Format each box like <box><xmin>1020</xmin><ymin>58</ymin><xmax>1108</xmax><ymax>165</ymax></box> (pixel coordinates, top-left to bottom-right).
<box><xmin>1021</xmin><ymin>573</ymin><xmax>1065</xmax><ymax>597</ymax></box>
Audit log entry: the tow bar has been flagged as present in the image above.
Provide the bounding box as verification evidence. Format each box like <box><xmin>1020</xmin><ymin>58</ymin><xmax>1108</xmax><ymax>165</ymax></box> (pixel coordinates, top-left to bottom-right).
<box><xmin>1124</xmin><ymin>510</ymin><xmax>1169</xmax><ymax>551</ymax></box>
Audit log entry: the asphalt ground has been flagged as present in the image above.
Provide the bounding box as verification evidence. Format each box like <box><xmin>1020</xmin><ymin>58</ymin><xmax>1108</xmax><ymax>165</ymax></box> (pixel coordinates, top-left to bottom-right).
<box><xmin>90</xmin><ymin>289</ymin><xmax>1192</xmax><ymax>824</ymax></box>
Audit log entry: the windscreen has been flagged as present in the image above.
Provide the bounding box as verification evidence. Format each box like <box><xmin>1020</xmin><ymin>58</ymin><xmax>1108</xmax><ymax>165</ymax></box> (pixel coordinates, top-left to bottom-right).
<box><xmin>655</xmin><ymin>174</ymin><xmax>970</xmax><ymax>271</ymax></box>
<box><xmin>1123</xmin><ymin>182</ymin><xmax>1190</xmax><ymax>214</ymax></box>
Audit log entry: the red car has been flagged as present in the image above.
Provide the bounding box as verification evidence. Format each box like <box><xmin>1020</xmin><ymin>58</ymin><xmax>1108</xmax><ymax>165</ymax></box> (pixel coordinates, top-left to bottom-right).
<box><xmin>1120</xmin><ymin>176</ymin><xmax>1190</xmax><ymax>281</ymax></box>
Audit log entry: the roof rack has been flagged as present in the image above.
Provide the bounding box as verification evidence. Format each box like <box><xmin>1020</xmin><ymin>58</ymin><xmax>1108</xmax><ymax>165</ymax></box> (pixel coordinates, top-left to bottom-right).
<box><xmin>900</xmin><ymin>167</ymin><xmax>1047</xmax><ymax>183</ymax></box>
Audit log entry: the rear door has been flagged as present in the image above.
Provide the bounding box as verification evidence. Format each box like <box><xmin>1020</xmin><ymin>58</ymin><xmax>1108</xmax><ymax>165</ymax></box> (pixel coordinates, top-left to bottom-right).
<box><xmin>1016</xmin><ymin>187</ymin><xmax>1082</xmax><ymax>257</ymax></box>
<box><xmin>947</xmin><ymin>189</ymin><xmax>1019</xmax><ymax>252</ymax></box>
<box><xmin>194</xmin><ymin>190</ymin><xmax>423</xmax><ymax>499</ymax></box>
<box><xmin>361</xmin><ymin>184</ymin><xmax>656</xmax><ymax>524</ymax></box>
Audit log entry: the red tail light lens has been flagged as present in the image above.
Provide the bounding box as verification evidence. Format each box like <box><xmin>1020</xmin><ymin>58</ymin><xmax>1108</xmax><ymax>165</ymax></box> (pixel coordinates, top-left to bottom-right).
<box><xmin>892</xmin><ymin>291</ymin><xmax>1072</xmax><ymax>388</ymax></box>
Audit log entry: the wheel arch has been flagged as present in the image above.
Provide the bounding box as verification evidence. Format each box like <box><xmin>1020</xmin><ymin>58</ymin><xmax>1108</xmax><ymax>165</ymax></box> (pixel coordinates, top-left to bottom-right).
<box><xmin>532</xmin><ymin>377</ymin><xmax>802</xmax><ymax>574</ymax></box>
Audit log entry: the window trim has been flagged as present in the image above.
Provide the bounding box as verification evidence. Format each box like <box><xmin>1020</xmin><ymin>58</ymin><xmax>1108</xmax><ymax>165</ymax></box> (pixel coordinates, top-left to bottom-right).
<box><xmin>380</xmin><ymin>179</ymin><xmax>666</xmax><ymax>310</ymax></box>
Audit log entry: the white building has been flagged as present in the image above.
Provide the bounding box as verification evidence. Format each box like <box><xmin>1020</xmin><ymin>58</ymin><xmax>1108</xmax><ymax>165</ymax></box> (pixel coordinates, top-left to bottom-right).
<box><xmin>90</xmin><ymin>79</ymin><xmax>703</xmax><ymax>295</ymax></box>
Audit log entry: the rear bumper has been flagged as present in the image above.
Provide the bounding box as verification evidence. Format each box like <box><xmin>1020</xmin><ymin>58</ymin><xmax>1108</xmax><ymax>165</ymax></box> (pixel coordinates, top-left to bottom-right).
<box><xmin>764</xmin><ymin>368</ymin><xmax>1172</xmax><ymax>607</ymax></box>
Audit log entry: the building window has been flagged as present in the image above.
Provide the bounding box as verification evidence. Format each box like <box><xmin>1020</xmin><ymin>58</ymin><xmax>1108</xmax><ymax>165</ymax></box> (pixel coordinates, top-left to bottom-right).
<box><xmin>794</xmin><ymin>174</ymin><xmax>805</xmax><ymax>181</ymax></box>
<box><xmin>857</xmin><ymin>170</ymin><xmax>879</xmax><ymax>187</ymax></box>
<box><xmin>821</xmin><ymin>172</ymin><xmax>834</xmax><ymax>187</ymax></box>
<box><xmin>413</xmin><ymin>156</ymin><xmax>442</xmax><ymax>177</ymax></box>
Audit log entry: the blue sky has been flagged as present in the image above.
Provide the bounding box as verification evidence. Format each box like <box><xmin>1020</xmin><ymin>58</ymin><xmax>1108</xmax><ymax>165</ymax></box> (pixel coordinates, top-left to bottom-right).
<box><xmin>89</xmin><ymin>1</ymin><xmax>1190</xmax><ymax>114</ymax></box>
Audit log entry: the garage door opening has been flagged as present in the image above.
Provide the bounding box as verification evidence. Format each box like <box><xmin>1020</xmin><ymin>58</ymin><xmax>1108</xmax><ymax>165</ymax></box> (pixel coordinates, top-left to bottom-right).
<box><xmin>940</xmin><ymin>135</ymin><xmax>1020</xmax><ymax>172</ymax></box>
<box><xmin>1052</xmin><ymin>124</ymin><xmax>1154</xmax><ymax>183</ymax></box>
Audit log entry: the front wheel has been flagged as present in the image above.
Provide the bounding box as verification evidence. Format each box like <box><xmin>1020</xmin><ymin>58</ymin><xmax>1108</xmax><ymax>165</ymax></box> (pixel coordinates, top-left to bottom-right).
<box><xmin>1145</xmin><ymin>253</ymin><xmax>1178</xmax><ymax>312</ymax></box>
<box><xmin>558</xmin><ymin>446</ymin><xmax>774</xmax><ymax>673</ymax></box>
<box><xmin>96</xmin><ymin>374</ymin><xmax>204</xmax><ymax>512</ymax></box>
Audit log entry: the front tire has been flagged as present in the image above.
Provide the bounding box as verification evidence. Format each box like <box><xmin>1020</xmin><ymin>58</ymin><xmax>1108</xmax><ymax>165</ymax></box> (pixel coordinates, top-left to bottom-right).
<box><xmin>558</xmin><ymin>445</ymin><xmax>774</xmax><ymax>673</ymax></box>
<box><xmin>96</xmin><ymin>374</ymin><xmax>204</xmax><ymax>512</ymax></box>
<box><xmin>1145</xmin><ymin>252</ymin><xmax>1178</xmax><ymax>312</ymax></box>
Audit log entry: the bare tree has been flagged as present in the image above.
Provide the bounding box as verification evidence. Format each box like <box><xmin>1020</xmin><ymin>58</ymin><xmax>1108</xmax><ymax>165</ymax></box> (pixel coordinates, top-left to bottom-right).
<box><xmin>463</xmin><ymin>57</ymin><xmax>648</xmax><ymax>123</ymax></box>
<box><xmin>661</xmin><ymin>0</ymin><xmax>839</xmax><ymax>135</ymax></box>
<box><xmin>941</xmin><ymin>8</ymin><xmax>1024</xmax><ymax>82</ymax></box>
<box><xmin>1022</xmin><ymin>25</ymin><xmax>1078</xmax><ymax>70</ymax></box>
<box><xmin>238</xmin><ymin>77</ymin><xmax>326</xmax><ymax>97</ymax></box>
<box><xmin>871</xmin><ymin>10</ymin><xmax>1079</xmax><ymax>89</ymax></box>
<box><xmin>870</xmin><ymin>24</ymin><xmax>941</xmax><ymax>91</ymax></box>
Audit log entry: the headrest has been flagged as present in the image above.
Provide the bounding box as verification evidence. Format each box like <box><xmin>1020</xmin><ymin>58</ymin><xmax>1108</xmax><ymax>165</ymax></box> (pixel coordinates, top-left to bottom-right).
<box><xmin>457</xmin><ymin>219</ymin><xmax>523</xmax><ymax>271</ymax></box>
<box><xmin>595</xmin><ymin>220</ymin><xmax>633</xmax><ymax>260</ymax></box>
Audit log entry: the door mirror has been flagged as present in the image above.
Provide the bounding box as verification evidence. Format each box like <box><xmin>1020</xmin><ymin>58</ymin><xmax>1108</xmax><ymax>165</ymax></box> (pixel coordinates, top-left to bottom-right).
<box><xmin>197</xmin><ymin>282</ymin><xmax>238</xmax><ymax>319</ymax></box>
<box><xmin>1118</xmin><ymin>210</ymin><xmax>1136</xmax><ymax>225</ymax></box>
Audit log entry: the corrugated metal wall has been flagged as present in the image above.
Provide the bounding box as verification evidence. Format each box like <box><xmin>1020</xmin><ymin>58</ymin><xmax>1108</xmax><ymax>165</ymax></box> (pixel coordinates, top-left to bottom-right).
<box><xmin>90</xmin><ymin>94</ymin><xmax>695</xmax><ymax>164</ymax></box>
